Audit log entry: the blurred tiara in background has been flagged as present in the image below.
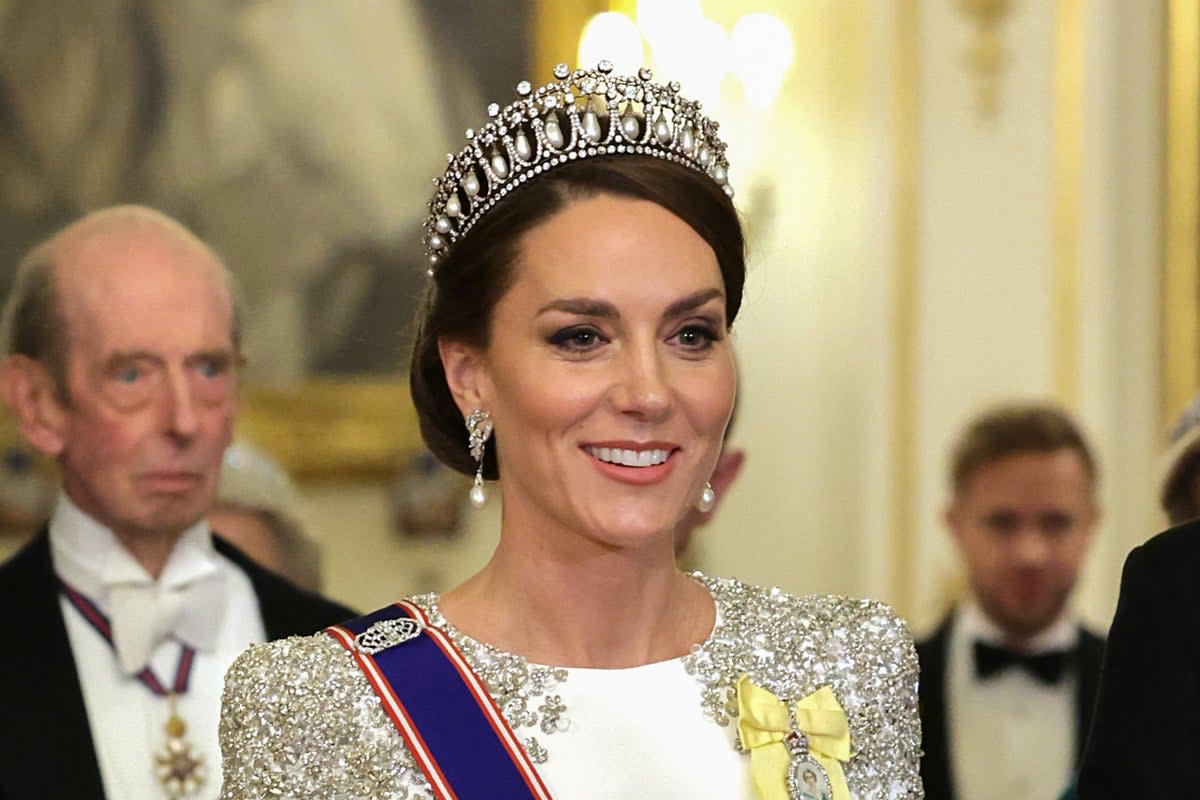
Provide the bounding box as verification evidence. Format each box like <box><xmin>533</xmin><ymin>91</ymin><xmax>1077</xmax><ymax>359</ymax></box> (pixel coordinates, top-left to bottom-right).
<box><xmin>423</xmin><ymin>61</ymin><xmax>733</xmax><ymax>272</ymax></box>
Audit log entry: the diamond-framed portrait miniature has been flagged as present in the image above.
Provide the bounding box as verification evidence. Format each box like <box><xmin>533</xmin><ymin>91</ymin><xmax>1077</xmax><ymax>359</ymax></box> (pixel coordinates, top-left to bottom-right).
<box><xmin>788</xmin><ymin>755</ymin><xmax>832</xmax><ymax>800</ymax></box>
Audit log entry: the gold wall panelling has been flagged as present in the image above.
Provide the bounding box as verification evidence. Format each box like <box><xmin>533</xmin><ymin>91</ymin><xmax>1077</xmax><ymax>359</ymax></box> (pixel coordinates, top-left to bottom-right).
<box><xmin>238</xmin><ymin>381</ymin><xmax>421</xmax><ymax>481</ymax></box>
<box><xmin>890</xmin><ymin>0</ymin><xmax>920</xmax><ymax>620</ymax></box>
<box><xmin>1165</xmin><ymin>0</ymin><xmax>1200</xmax><ymax>422</ymax></box>
<box><xmin>1052</xmin><ymin>0</ymin><xmax>1085</xmax><ymax>407</ymax></box>
<box><xmin>959</xmin><ymin>0</ymin><xmax>1015</xmax><ymax>118</ymax></box>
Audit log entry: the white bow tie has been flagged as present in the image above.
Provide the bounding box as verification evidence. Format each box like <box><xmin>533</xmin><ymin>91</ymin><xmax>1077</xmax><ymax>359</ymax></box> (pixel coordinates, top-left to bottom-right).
<box><xmin>108</xmin><ymin>571</ymin><xmax>226</xmax><ymax>675</ymax></box>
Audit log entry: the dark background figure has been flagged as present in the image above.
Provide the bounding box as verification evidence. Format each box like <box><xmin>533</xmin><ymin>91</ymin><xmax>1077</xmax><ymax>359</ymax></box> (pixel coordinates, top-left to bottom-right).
<box><xmin>1074</xmin><ymin>391</ymin><xmax>1200</xmax><ymax>797</ymax></box>
<box><xmin>918</xmin><ymin>403</ymin><xmax>1105</xmax><ymax>800</ymax></box>
<box><xmin>210</xmin><ymin>440</ymin><xmax>325</xmax><ymax>592</ymax></box>
<box><xmin>1074</xmin><ymin>520</ymin><xmax>1200</xmax><ymax>797</ymax></box>
<box><xmin>1159</xmin><ymin>389</ymin><xmax>1200</xmax><ymax>526</ymax></box>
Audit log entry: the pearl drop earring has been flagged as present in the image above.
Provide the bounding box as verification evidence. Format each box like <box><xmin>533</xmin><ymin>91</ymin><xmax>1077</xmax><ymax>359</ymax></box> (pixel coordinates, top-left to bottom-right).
<box><xmin>697</xmin><ymin>482</ymin><xmax>715</xmax><ymax>513</ymax></box>
<box><xmin>466</xmin><ymin>409</ymin><xmax>493</xmax><ymax>509</ymax></box>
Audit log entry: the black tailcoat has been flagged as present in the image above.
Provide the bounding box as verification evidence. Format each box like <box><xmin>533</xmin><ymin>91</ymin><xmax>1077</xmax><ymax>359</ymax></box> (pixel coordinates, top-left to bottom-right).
<box><xmin>0</xmin><ymin>530</ymin><xmax>355</xmax><ymax>800</ymax></box>
<box><xmin>917</xmin><ymin>609</ymin><xmax>1105</xmax><ymax>800</ymax></box>
<box><xmin>1077</xmin><ymin>521</ymin><xmax>1200</xmax><ymax>798</ymax></box>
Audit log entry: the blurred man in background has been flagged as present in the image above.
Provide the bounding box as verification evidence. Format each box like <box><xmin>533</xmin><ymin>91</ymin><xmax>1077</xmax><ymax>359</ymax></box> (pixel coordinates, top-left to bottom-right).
<box><xmin>0</xmin><ymin>206</ymin><xmax>352</xmax><ymax>799</ymax></box>
<box><xmin>918</xmin><ymin>403</ymin><xmax>1104</xmax><ymax>800</ymax></box>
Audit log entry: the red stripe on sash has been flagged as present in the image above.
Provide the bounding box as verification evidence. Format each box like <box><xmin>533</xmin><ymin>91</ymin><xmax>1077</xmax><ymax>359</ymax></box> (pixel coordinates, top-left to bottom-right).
<box><xmin>327</xmin><ymin>619</ymin><xmax>458</xmax><ymax>799</ymax></box>
<box><xmin>397</xmin><ymin>601</ymin><xmax>553</xmax><ymax>800</ymax></box>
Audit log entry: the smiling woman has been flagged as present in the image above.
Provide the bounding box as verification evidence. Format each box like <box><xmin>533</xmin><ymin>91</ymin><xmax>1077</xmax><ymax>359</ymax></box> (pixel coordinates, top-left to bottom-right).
<box><xmin>219</xmin><ymin>64</ymin><xmax>923</xmax><ymax>800</ymax></box>
<box><xmin>438</xmin><ymin>193</ymin><xmax>734</xmax><ymax>552</ymax></box>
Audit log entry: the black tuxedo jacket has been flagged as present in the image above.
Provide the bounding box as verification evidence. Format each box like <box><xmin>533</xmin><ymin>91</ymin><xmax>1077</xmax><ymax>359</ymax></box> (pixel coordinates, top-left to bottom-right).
<box><xmin>1076</xmin><ymin>521</ymin><xmax>1200</xmax><ymax>798</ymax></box>
<box><xmin>0</xmin><ymin>529</ymin><xmax>355</xmax><ymax>800</ymax></box>
<box><xmin>916</xmin><ymin>610</ymin><xmax>1106</xmax><ymax>800</ymax></box>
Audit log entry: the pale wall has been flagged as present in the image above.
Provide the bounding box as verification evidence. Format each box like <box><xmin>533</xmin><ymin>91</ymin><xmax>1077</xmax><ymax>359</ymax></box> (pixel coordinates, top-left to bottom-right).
<box><xmin>705</xmin><ymin>0</ymin><xmax>1163</xmax><ymax>633</ymax></box>
<box><xmin>302</xmin><ymin>2</ymin><xmax>1166</xmax><ymax>634</ymax></box>
<box><xmin>0</xmin><ymin>2</ymin><xmax>1168</xmax><ymax>633</ymax></box>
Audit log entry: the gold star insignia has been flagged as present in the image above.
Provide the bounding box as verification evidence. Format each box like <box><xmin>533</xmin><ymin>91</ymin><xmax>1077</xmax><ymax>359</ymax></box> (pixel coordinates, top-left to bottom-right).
<box><xmin>155</xmin><ymin>711</ymin><xmax>205</xmax><ymax>798</ymax></box>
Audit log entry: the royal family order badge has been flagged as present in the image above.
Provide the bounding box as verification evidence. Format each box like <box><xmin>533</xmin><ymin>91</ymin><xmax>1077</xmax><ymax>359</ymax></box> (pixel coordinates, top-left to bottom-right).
<box><xmin>786</xmin><ymin>732</ymin><xmax>833</xmax><ymax>800</ymax></box>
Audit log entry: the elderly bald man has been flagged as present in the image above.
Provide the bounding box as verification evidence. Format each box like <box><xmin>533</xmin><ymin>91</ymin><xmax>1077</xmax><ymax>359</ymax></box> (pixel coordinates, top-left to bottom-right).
<box><xmin>0</xmin><ymin>206</ymin><xmax>353</xmax><ymax>800</ymax></box>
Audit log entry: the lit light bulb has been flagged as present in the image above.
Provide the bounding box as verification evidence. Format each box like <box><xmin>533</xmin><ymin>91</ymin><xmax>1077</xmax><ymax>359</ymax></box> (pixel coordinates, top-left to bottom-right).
<box><xmin>648</xmin><ymin>15</ymin><xmax>729</xmax><ymax>109</ymax></box>
<box><xmin>688</xmin><ymin>19</ymin><xmax>730</xmax><ymax>109</ymax></box>
<box><xmin>637</xmin><ymin>0</ymin><xmax>703</xmax><ymax>45</ymax></box>
<box><xmin>578</xmin><ymin>12</ymin><xmax>644</xmax><ymax>75</ymax></box>
<box><xmin>730</xmin><ymin>13</ymin><xmax>794</xmax><ymax>108</ymax></box>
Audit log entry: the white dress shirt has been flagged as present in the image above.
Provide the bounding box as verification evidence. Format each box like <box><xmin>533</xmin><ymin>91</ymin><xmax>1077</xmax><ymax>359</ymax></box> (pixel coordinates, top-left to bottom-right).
<box><xmin>948</xmin><ymin>601</ymin><xmax>1077</xmax><ymax>800</ymax></box>
<box><xmin>50</xmin><ymin>493</ymin><xmax>266</xmax><ymax>800</ymax></box>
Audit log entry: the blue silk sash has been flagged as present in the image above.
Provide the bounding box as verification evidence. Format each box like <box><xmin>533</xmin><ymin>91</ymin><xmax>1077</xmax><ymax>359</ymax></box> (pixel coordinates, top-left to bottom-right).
<box><xmin>326</xmin><ymin>601</ymin><xmax>554</xmax><ymax>800</ymax></box>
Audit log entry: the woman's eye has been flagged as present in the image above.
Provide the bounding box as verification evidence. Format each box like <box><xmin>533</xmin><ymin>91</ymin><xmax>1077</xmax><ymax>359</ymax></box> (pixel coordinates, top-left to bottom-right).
<box><xmin>549</xmin><ymin>326</ymin><xmax>607</xmax><ymax>352</ymax></box>
<box><xmin>675</xmin><ymin>324</ymin><xmax>719</xmax><ymax>350</ymax></box>
<box><xmin>115</xmin><ymin>365</ymin><xmax>141</xmax><ymax>384</ymax></box>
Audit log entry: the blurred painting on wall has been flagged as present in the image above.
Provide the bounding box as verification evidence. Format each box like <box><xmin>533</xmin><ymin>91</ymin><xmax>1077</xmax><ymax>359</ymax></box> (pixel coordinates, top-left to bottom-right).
<box><xmin>0</xmin><ymin>0</ymin><xmax>531</xmax><ymax>381</ymax></box>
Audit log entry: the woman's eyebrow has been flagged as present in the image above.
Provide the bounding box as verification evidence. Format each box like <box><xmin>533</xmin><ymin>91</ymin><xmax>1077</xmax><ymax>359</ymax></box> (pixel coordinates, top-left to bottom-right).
<box><xmin>535</xmin><ymin>298</ymin><xmax>619</xmax><ymax>318</ymax></box>
<box><xmin>535</xmin><ymin>289</ymin><xmax>725</xmax><ymax>321</ymax></box>
<box><xmin>661</xmin><ymin>288</ymin><xmax>724</xmax><ymax>320</ymax></box>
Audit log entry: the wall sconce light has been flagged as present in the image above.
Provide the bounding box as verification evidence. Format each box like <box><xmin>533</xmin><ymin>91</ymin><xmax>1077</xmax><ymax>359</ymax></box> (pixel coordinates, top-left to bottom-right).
<box><xmin>731</xmin><ymin>13</ymin><xmax>795</xmax><ymax>109</ymax></box>
<box><xmin>959</xmin><ymin>0</ymin><xmax>1014</xmax><ymax>118</ymax></box>
<box><xmin>578</xmin><ymin>5</ymin><xmax>793</xmax><ymax>113</ymax></box>
<box><xmin>578</xmin><ymin>11</ymin><xmax>645</xmax><ymax>74</ymax></box>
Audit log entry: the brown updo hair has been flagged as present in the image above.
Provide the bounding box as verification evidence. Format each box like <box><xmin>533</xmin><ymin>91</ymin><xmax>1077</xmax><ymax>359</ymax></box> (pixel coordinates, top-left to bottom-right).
<box><xmin>410</xmin><ymin>154</ymin><xmax>746</xmax><ymax>479</ymax></box>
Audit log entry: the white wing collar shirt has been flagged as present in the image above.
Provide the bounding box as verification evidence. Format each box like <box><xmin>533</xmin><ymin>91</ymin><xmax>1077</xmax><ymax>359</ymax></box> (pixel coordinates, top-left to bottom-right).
<box><xmin>49</xmin><ymin>492</ymin><xmax>266</xmax><ymax>800</ymax></box>
<box><xmin>948</xmin><ymin>600</ymin><xmax>1078</xmax><ymax>800</ymax></box>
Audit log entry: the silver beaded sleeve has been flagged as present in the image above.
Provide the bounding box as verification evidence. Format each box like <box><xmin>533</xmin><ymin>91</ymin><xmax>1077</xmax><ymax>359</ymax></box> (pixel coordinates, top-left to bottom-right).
<box><xmin>219</xmin><ymin>634</ymin><xmax>433</xmax><ymax>799</ymax></box>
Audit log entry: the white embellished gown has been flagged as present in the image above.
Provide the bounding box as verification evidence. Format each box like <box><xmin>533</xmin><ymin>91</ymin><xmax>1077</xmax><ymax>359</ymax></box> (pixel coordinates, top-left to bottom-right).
<box><xmin>219</xmin><ymin>575</ymin><xmax>923</xmax><ymax>799</ymax></box>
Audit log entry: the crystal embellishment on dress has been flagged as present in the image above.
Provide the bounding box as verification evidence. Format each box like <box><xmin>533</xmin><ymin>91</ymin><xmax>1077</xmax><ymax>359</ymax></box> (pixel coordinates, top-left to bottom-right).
<box><xmin>537</xmin><ymin>694</ymin><xmax>570</xmax><ymax>735</ymax></box>
<box><xmin>422</xmin><ymin>62</ymin><xmax>734</xmax><ymax>270</ymax></box>
<box><xmin>354</xmin><ymin>617</ymin><xmax>424</xmax><ymax>655</ymax></box>
<box><xmin>682</xmin><ymin>577</ymin><xmax>923</xmax><ymax>795</ymax></box>
<box><xmin>218</xmin><ymin>576</ymin><xmax>923</xmax><ymax>799</ymax></box>
<box><xmin>522</xmin><ymin>737</ymin><xmax>549</xmax><ymax>765</ymax></box>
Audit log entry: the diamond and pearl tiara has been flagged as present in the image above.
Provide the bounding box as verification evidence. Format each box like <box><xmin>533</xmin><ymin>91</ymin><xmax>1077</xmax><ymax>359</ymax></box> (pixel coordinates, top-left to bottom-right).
<box><xmin>423</xmin><ymin>61</ymin><xmax>734</xmax><ymax>273</ymax></box>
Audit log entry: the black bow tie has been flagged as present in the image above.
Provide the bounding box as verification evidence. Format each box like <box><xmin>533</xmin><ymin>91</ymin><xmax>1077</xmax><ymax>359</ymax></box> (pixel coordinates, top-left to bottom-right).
<box><xmin>973</xmin><ymin>641</ymin><xmax>1071</xmax><ymax>684</ymax></box>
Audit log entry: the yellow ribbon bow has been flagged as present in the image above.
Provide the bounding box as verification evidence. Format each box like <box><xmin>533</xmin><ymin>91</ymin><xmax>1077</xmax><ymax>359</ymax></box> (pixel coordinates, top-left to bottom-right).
<box><xmin>736</xmin><ymin>676</ymin><xmax>852</xmax><ymax>800</ymax></box>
